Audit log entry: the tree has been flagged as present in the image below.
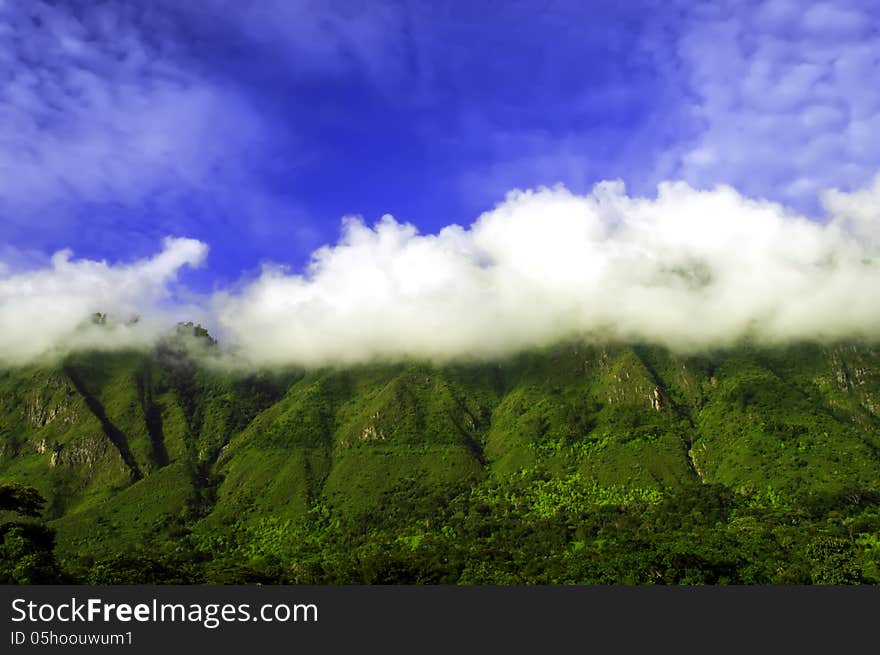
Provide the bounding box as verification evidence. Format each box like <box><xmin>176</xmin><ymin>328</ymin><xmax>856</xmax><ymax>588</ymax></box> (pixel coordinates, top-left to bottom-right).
<box><xmin>0</xmin><ymin>482</ymin><xmax>47</xmax><ymax>517</ymax></box>
<box><xmin>807</xmin><ymin>536</ymin><xmax>862</xmax><ymax>585</ymax></box>
<box><xmin>0</xmin><ymin>483</ymin><xmax>65</xmax><ymax>584</ymax></box>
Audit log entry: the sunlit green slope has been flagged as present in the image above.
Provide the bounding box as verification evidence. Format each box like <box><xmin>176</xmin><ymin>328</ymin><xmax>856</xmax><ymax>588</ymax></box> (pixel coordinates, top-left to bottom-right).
<box><xmin>1</xmin><ymin>334</ymin><xmax>878</xmax><ymax>569</ymax></box>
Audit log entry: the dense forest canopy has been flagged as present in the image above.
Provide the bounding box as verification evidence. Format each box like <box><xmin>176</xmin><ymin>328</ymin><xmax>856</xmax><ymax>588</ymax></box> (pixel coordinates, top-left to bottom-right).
<box><xmin>1</xmin><ymin>338</ymin><xmax>879</xmax><ymax>584</ymax></box>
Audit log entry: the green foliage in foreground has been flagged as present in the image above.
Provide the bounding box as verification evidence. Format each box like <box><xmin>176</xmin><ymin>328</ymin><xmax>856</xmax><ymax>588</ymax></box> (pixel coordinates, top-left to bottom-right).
<box><xmin>52</xmin><ymin>476</ymin><xmax>880</xmax><ymax>585</ymax></box>
<box><xmin>0</xmin><ymin>483</ymin><xmax>67</xmax><ymax>583</ymax></box>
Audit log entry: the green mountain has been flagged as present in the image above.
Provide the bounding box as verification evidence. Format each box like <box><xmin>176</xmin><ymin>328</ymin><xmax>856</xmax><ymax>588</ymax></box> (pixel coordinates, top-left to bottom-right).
<box><xmin>2</xmin><ymin>333</ymin><xmax>880</xmax><ymax>584</ymax></box>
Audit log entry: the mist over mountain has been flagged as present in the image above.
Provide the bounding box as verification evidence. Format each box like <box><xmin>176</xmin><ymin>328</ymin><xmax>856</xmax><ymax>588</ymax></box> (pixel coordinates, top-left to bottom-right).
<box><xmin>2</xmin><ymin>178</ymin><xmax>879</xmax><ymax>368</ymax></box>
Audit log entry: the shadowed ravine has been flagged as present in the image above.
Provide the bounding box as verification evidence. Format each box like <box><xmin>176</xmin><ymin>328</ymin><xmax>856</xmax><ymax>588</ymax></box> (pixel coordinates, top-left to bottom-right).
<box><xmin>63</xmin><ymin>365</ymin><xmax>143</xmax><ymax>481</ymax></box>
<box><xmin>136</xmin><ymin>365</ymin><xmax>170</xmax><ymax>469</ymax></box>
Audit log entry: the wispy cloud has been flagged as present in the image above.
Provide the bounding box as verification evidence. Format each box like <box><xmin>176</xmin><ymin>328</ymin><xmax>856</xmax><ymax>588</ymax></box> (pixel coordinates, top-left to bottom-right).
<box><xmin>672</xmin><ymin>0</ymin><xmax>880</xmax><ymax>211</ymax></box>
<box><xmin>0</xmin><ymin>1</ymin><xmax>271</xmax><ymax>255</ymax></box>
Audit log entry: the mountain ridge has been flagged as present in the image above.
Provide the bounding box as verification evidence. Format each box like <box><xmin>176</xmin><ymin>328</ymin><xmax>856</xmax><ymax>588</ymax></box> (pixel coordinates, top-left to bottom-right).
<box><xmin>2</xmin><ymin>337</ymin><xmax>880</xmax><ymax>583</ymax></box>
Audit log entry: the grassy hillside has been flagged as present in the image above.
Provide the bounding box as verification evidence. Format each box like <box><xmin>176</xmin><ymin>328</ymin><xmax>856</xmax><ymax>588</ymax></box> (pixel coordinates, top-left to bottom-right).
<box><xmin>2</xmin><ymin>336</ymin><xmax>880</xmax><ymax>583</ymax></box>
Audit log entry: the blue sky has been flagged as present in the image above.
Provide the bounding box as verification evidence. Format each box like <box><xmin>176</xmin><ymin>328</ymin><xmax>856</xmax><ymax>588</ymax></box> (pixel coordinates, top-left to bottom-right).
<box><xmin>1</xmin><ymin>0</ymin><xmax>880</xmax><ymax>366</ymax></box>
<box><xmin>1</xmin><ymin>0</ymin><xmax>879</xmax><ymax>289</ymax></box>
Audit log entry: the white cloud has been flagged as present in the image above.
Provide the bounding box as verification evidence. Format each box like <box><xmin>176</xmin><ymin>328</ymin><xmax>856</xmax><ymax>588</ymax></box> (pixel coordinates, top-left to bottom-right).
<box><xmin>3</xmin><ymin>178</ymin><xmax>878</xmax><ymax>369</ymax></box>
<box><xmin>212</xmin><ymin>177</ymin><xmax>880</xmax><ymax>367</ymax></box>
<box><xmin>0</xmin><ymin>237</ymin><xmax>207</xmax><ymax>365</ymax></box>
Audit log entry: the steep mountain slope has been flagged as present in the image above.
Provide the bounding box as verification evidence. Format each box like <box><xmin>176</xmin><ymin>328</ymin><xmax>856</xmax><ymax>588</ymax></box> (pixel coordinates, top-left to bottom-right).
<box><xmin>1</xmin><ymin>336</ymin><xmax>879</xmax><ymax>578</ymax></box>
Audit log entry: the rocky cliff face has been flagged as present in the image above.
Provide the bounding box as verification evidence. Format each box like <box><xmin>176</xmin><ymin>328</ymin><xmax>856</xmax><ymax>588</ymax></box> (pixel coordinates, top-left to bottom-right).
<box><xmin>47</xmin><ymin>434</ymin><xmax>117</xmax><ymax>471</ymax></box>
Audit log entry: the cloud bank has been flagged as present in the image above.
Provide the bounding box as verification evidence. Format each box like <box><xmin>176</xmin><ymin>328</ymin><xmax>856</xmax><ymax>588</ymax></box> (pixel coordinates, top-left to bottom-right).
<box><xmin>212</xmin><ymin>177</ymin><xmax>880</xmax><ymax>366</ymax></box>
<box><xmin>1</xmin><ymin>178</ymin><xmax>878</xmax><ymax>368</ymax></box>
<box><xmin>0</xmin><ymin>238</ymin><xmax>207</xmax><ymax>365</ymax></box>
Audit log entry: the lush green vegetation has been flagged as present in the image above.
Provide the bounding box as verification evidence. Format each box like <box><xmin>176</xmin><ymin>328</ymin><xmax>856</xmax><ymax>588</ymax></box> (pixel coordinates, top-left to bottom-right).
<box><xmin>0</xmin><ymin>483</ymin><xmax>67</xmax><ymax>583</ymax></box>
<box><xmin>1</xmin><ymin>335</ymin><xmax>879</xmax><ymax>584</ymax></box>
